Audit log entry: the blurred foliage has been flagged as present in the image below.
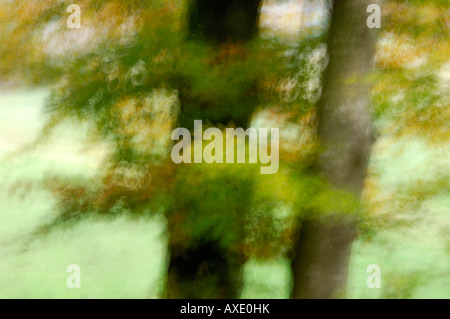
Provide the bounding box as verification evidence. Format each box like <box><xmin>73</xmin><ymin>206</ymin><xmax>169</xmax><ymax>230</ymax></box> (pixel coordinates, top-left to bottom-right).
<box><xmin>0</xmin><ymin>0</ymin><xmax>334</xmax><ymax>262</ymax></box>
<box><xmin>370</xmin><ymin>1</ymin><xmax>449</xmax><ymax>141</ymax></box>
<box><xmin>0</xmin><ymin>0</ymin><xmax>448</xmax><ymax>296</ymax></box>
<box><xmin>349</xmin><ymin>3</ymin><xmax>450</xmax><ymax>300</ymax></box>
<box><xmin>362</xmin><ymin>0</ymin><xmax>449</xmax><ymax>234</ymax></box>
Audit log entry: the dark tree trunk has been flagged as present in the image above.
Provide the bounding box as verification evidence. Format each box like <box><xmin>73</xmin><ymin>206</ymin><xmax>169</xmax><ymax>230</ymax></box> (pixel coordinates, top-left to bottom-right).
<box><xmin>188</xmin><ymin>0</ymin><xmax>261</xmax><ymax>43</ymax></box>
<box><xmin>166</xmin><ymin>240</ymin><xmax>245</xmax><ymax>298</ymax></box>
<box><xmin>166</xmin><ymin>0</ymin><xmax>262</xmax><ymax>299</ymax></box>
<box><xmin>291</xmin><ymin>0</ymin><xmax>380</xmax><ymax>299</ymax></box>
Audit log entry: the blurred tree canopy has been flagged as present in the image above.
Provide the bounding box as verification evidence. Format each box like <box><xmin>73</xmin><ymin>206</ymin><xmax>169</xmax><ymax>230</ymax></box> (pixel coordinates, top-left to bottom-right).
<box><xmin>0</xmin><ymin>0</ymin><xmax>448</xmax><ymax>298</ymax></box>
<box><xmin>0</xmin><ymin>0</ymin><xmax>325</xmax><ymax>298</ymax></box>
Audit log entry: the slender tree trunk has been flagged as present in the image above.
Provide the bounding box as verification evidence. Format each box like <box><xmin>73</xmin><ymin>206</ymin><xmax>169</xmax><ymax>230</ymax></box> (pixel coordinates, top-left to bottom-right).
<box><xmin>166</xmin><ymin>0</ymin><xmax>262</xmax><ymax>299</ymax></box>
<box><xmin>292</xmin><ymin>0</ymin><xmax>380</xmax><ymax>299</ymax></box>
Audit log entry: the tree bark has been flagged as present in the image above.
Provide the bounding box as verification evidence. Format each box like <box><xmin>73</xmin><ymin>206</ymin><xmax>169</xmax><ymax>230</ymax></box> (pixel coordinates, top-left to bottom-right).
<box><xmin>292</xmin><ymin>0</ymin><xmax>380</xmax><ymax>299</ymax></box>
<box><xmin>166</xmin><ymin>0</ymin><xmax>262</xmax><ymax>299</ymax></box>
<box><xmin>188</xmin><ymin>0</ymin><xmax>261</xmax><ymax>43</ymax></box>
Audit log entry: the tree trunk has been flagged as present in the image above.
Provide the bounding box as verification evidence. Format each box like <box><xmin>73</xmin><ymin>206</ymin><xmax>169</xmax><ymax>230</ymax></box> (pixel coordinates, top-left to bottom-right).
<box><xmin>166</xmin><ymin>0</ymin><xmax>262</xmax><ymax>299</ymax></box>
<box><xmin>292</xmin><ymin>0</ymin><xmax>380</xmax><ymax>299</ymax></box>
<box><xmin>188</xmin><ymin>0</ymin><xmax>261</xmax><ymax>43</ymax></box>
